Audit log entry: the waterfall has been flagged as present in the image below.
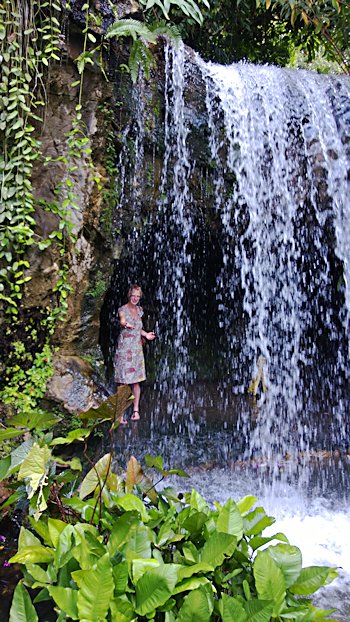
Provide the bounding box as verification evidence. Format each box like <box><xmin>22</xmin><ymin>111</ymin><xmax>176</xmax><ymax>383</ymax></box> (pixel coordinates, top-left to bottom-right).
<box><xmin>199</xmin><ymin>60</ymin><xmax>350</xmax><ymax>470</ymax></box>
<box><xmin>105</xmin><ymin>44</ymin><xmax>350</xmax><ymax>473</ymax></box>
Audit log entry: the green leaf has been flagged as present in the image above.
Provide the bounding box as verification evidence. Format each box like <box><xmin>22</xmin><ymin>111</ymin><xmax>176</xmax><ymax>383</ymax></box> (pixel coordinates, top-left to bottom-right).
<box><xmin>26</xmin><ymin>563</ymin><xmax>56</xmax><ymax>585</ymax></box>
<box><xmin>48</xmin><ymin>518</ymin><xmax>68</xmax><ymax>548</ymax></box>
<box><xmin>113</xmin><ymin>560</ymin><xmax>129</xmax><ymax>595</ymax></box>
<box><xmin>80</xmin><ymin>385</ymin><xmax>132</xmax><ymax>421</ymax></box>
<box><xmin>182</xmin><ymin>510</ymin><xmax>208</xmax><ymax>534</ymax></box>
<box><xmin>116</xmin><ymin>493</ymin><xmax>150</xmax><ymax>521</ymax></box>
<box><xmin>9</xmin><ymin>583</ymin><xmax>38</xmax><ymax>622</ymax></box>
<box><xmin>0</xmin><ymin>427</ymin><xmax>24</xmax><ymax>441</ymax></box>
<box><xmin>18</xmin><ymin>442</ymin><xmax>51</xmax><ymax>499</ymax></box>
<box><xmin>177</xmin><ymin>585</ymin><xmax>214</xmax><ymax>622</ymax></box>
<box><xmin>132</xmin><ymin>558</ymin><xmax>161</xmax><ymax>583</ymax></box>
<box><xmin>236</xmin><ymin>495</ymin><xmax>258</xmax><ymax>515</ymax></box>
<box><xmin>79</xmin><ymin>452</ymin><xmax>111</xmax><ymax>499</ymax></box>
<box><xmin>18</xmin><ymin>527</ymin><xmax>42</xmax><ymax>549</ymax></box>
<box><xmin>109</xmin><ymin>596</ymin><xmax>135</xmax><ymax>621</ymax></box>
<box><xmin>253</xmin><ymin>551</ymin><xmax>286</xmax><ymax>616</ymax></box>
<box><xmin>107</xmin><ymin>512</ymin><xmax>140</xmax><ymax>555</ymax></box>
<box><xmin>219</xmin><ymin>593</ymin><xmax>247</xmax><ymax>622</ymax></box>
<box><xmin>135</xmin><ymin>565</ymin><xmax>178</xmax><ymax>615</ymax></box>
<box><xmin>124</xmin><ymin>524</ymin><xmax>153</xmax><ymax>561</ymax></box>
<box><xmin>200</xmin><ymin>531</ymin><xmax>237</xmax><ymax>567</ymax></box>
<box><xmin>217</xmin><ymin>498</ymin><xmax>243</xmax><ymax>539</ymax></box>
<box><xmin>189</xmin><ymin>489</ymin><xmax>209</xmax><ymax>513</ymax></box>
<box><xmin>173</xmin><ymin>576</ymin><xmax>210</xmax><ymax>595</ymax></box>
<box><xmin>0</xmin><ymin>456</ymin><xmax>11</xmax><ymax>481</ymax></box>
<box><xmin>177</xmin><ymin>561</ymin><xmax>213</xmax><ymax>581</ymax></box>
<box><xmin>266</xmin><ymin>544</ymin><xmax>302</xmax><ymax>588</ymax></box>
<box><xmin>145</xmin><ymin>454</ymin><xmax>164</xmax><ymax>470</ymax></box>
<box><xmin>244</xmin><ymin>507</ymin><xmax>275</xmax><ymax>536</ymax></box>
<box><xmin>47</xmin><ymin>587</ymin><xmax>78</xmax><ymax>620</ymax></box>
<box><xmin>244</xmin><ymin>599</ymin><xmax>274</xmax><ymax>622</ymax></box>
<box><xmin>72</xmin><ymin>554</ymin><xmax>114</xmax><ymax>620</ymax></box>
<box><xmin>249</xmin><ymin>532</ymin><xmax>289</xmax><ymax>551</ymax></box>
<box><xmin>50</xmin><ymin>428</ymin><xmax>90</xmax><ymax>445</ymax></box>
<box><xmin>9</xmin><ymin>545</ymin><xmax>54</xmax><ymax>564</ymax></box>
<box><xmin>289</xmin><ymin>566</ymin><xmax>338</xmax><ymax>595</ymax></box>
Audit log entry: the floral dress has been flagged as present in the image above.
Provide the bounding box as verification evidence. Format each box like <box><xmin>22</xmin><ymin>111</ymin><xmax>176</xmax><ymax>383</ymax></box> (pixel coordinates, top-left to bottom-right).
<box><xmin>114</xmin><ymin>305</ymin><xmax>145</xmax><ymax>384</ymax></box>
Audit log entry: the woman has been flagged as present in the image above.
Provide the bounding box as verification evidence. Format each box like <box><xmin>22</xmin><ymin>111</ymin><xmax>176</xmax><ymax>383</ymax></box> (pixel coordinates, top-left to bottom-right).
<box><xmin>115</xmin><ymin>284</ymin><xmax>156</xmax><ymax>422</ymax></box>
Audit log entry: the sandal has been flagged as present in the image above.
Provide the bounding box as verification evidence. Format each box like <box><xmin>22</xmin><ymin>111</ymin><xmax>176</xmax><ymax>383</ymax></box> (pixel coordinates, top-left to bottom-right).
<box><xmin>131</xmin><ymin>411</ymin><xmax>140</xmax><ymax>421</ymax></box>
<box><xmin>119</xmin><ymin>416</ymin><xmax>128</xmax><ymax>425</ymax></box>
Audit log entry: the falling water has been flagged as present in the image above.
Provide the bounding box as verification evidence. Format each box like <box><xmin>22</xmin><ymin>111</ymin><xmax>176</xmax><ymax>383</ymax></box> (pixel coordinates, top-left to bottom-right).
<box><xmin>105</xmin><ymin>45</ymin><xmax>350</xmax><ymax>465</ymax></box>
<box><xmin>104</xmin><ymin>47</ymin><xmax>350</xmax><ymax>619</ymax></box>
<box><xmin>152</xmin><ymin>43</ymin><xmax>195</xmax><ymax>421</ymax></box>
<box><xmin>198</xmin><ymin>60</ymin><xmax>350</xmax><ymax>473</ymax></box>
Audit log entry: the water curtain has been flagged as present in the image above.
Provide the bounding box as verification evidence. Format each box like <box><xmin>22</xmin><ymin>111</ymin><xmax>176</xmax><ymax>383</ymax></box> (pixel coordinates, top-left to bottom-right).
<box><xmin>108</xmin><ymin>43</ymin><xmax>350</xmax><ymax>466</ymax></box>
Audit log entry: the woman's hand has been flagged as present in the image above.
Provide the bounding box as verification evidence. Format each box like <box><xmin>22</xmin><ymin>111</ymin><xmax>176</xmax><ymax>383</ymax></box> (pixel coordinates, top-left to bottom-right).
<box><xmin>144</xmin><ymin>331</ymin><xmax>156</xmax><ymax>341</ymax></box>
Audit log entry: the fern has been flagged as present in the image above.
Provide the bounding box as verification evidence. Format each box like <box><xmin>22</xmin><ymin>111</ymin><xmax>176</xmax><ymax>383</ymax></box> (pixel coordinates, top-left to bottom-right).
<box><xmin>106</xmin><ymin>19</ymin><xmax>157</xmax><ymax>43</ymax></box>
<box><xmin>128</xmin><ymin>39</ymin><xmax>154</xmax><ymax>83</ymax></box>
<box><xmin>150</xmin><ymin>20</ymin><xmax>182</xmax><ymax>44</ymax></box>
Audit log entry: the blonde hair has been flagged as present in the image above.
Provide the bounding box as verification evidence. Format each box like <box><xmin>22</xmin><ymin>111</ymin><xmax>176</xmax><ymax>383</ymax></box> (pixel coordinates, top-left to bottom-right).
<box><xmin>128</xmin><ymin>284</ymin><xmax>143</xmax><ymax>299</ymax></box>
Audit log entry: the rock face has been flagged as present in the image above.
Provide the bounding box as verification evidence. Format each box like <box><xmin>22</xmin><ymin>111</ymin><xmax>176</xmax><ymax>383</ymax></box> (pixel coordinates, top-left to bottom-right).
<box><xmin>45</xmin><ymin>355</ymin><xmax>102</xmax><ymax>413</ymax></box>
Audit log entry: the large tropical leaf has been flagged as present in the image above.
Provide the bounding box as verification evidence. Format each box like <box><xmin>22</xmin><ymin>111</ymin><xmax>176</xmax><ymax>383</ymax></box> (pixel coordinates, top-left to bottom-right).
<box><xmin>113</xmin><ymin>560</ymin><xmax>129</xmax><ymax>595</ymax></box>
<box><xmin>219</xmin><ymin>593</ymin><xmax>247</xmax><ymax>622</ymax></box>
<box><xmin>124</xmin><ymin>524</ymin><xmax>153</xmax><ymax>561</ymax></box>
<box><xmin>173</xmin><ymin>576</ymin><xmax>210</xmax><ymax>595</ymax></box>
<box><xmin>132</xmin><ymin>558</ymin><xmax>161</xmax><ymax>583</ymax></box>
<box><xmin>125</xmin><ymin>455</ymin><xmax>158</xmax><ymax>503</ymax></box>
<box><xmin>177</xmin><ymin>561</ymin><xmax>213</xmax><ymax>581</ymax></box>
<box><xmin>236</xmin><ymin>495</ymin><xmax>258</xmax><ymax>515</ymax></box>
<box><xmin>50</xmin><ymin>428</ymin><xmax>91</xmax><ymax>446</ymax></box>
<box><xmin>26</xmin><ymin>562</ymin><xmax>56</xmax><ymax>585</ymax></box>
<box><xmin>200</xmin><ymin>531</ymin><xmax>237</xmax><ymax>567</ymax></box>
<box><xmin>9</xmin><ymin>583</ymin><xmax>38</xmax><ymax>622</ymax></box>
<box><xmin>115</xmin><ymin>493</ymin><xmax>150</xmax><ymax>522</ymax></box>
<box><xmin>289</xmin><ymin>566</ymin><xmax>338</xmax><ymax>595</ymax></box>
<box><xmin>47</xmin><ymin>587</ymin><xmax>78</xmax><ymax>620</ymax></box>
<box><xmin>80</xmin><ymin>384</ymin><xmax>132</xmax><ymax>422</ymax></box>
<box><xmin>109</xmin><ymin>596</ymin><xmax>136</xmax><ymax>621</ymax></box>
<box><xmin>18</xmin><ymin>442</ymin><xmax>51</xmax><ymax>516</ymax></box>
<box><xmin>243</xmin><ymin>507</ymin><xmax>275</xmax><ymax>536</ymax></box>
<box><xmin>249</xmin><ymin>532</ymin><xmax>289</xmax><ymax>551</ymax></box>
<box><xmin>244</xmin><ymin>599</ymin><xmax>274</xmax><ymax>622</ymax></box>
<box><xmin>107</xmin><ymin>511</ymin><xmax>140</xmax><ymax>555</ymax></box>
<box><xmin>266</xmin><ymin>543</ymin><xmax>302</xmax><ymax>588</ymax></box>
<box><xmin>48</xmin><ymin>518</ymin><xmax>68</xmax><ymax>548</ymax></box>
<box><xmin>72</xmin><ymin>553</ymin><xmax>114</xmax><ymax>621</ymax></box>
<box><xmin>8</xmin><ymin>410</ymin><xmax>61</xmax><ymax>431</ymax></box>
<box><xmin>177</xmin><ymin>585</ymin><xmax>214</xmax><ymax>622</ymax></box>
<box><xmin>79</xmin><ymin>452</ymin><xmax>112</xmax><ymax>500</ymax></box>
<box><xmin>0</xmin><ymin>427</ymin><xmax>25</xmax><ymax>441</ymax></box>
<box><xmin>253</xmin><ymin>551</ymin><xmax>286</xmax><ymax>616</ymax></box>
<box><xmin>217</xmin><ymin>498</ymin><xmax>243</xmax><ymax>539</ymax></box>
<box><xmin>135</xmin><ymin>565</ymin><xmax>178</xmax><ymax>615</ymax></box>
<box><xmin>9</xmin><ymin>545</ymin><xmax>54</xmax><ymax>564</ymax></box>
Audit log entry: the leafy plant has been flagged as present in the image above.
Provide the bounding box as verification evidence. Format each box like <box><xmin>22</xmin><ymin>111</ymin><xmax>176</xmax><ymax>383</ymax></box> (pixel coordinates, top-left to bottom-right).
<box><xmin>7</xmin><ymin>469</ymin><xmax>339</xmax><ymax>621</ymax></box>
<box><xmin>0</xmin><ymin>383</ymin><xmax>340</xmax><ymax>620</ymax></box>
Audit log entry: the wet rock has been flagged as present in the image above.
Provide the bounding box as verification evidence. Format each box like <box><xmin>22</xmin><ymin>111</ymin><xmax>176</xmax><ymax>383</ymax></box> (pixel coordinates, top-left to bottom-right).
<box><xmin>45</xmin><ymin>355</ymin><xmax>101</xmax><ymax>413</ymax></box>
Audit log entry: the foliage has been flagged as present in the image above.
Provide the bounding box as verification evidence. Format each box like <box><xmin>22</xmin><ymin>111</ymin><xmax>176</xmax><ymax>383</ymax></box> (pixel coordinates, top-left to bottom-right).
<box><xmin>183</xmin><ymin>0</ymin><xmax>349</xmax><ymax>70</ymax></box>
<box><xmin>0</xmin><ymin>385</ymin><xmax>339</xmax><ymax>620</ymax></box>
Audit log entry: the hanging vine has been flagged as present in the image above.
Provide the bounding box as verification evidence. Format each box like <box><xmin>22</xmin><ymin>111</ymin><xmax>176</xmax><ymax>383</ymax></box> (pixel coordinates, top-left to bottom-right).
<box><xmin>0</xmin><ymin>0</ymin><xmax>208</xmax><ymax>417</ymax></box>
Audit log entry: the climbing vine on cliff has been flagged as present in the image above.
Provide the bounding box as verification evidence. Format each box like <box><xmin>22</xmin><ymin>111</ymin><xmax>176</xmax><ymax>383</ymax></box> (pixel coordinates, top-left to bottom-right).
<box><xmin>0</xmin><ymin>0</ymin><xmax>210</xmax><ymax>417</ymax></box>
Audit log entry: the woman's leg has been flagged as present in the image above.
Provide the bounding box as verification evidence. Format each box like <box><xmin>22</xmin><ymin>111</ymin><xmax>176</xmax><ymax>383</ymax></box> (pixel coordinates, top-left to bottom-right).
<box><xmin>131</xmin><ymin>383</ymin><xmax>141</xmax><ymax>419</ymax></box>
